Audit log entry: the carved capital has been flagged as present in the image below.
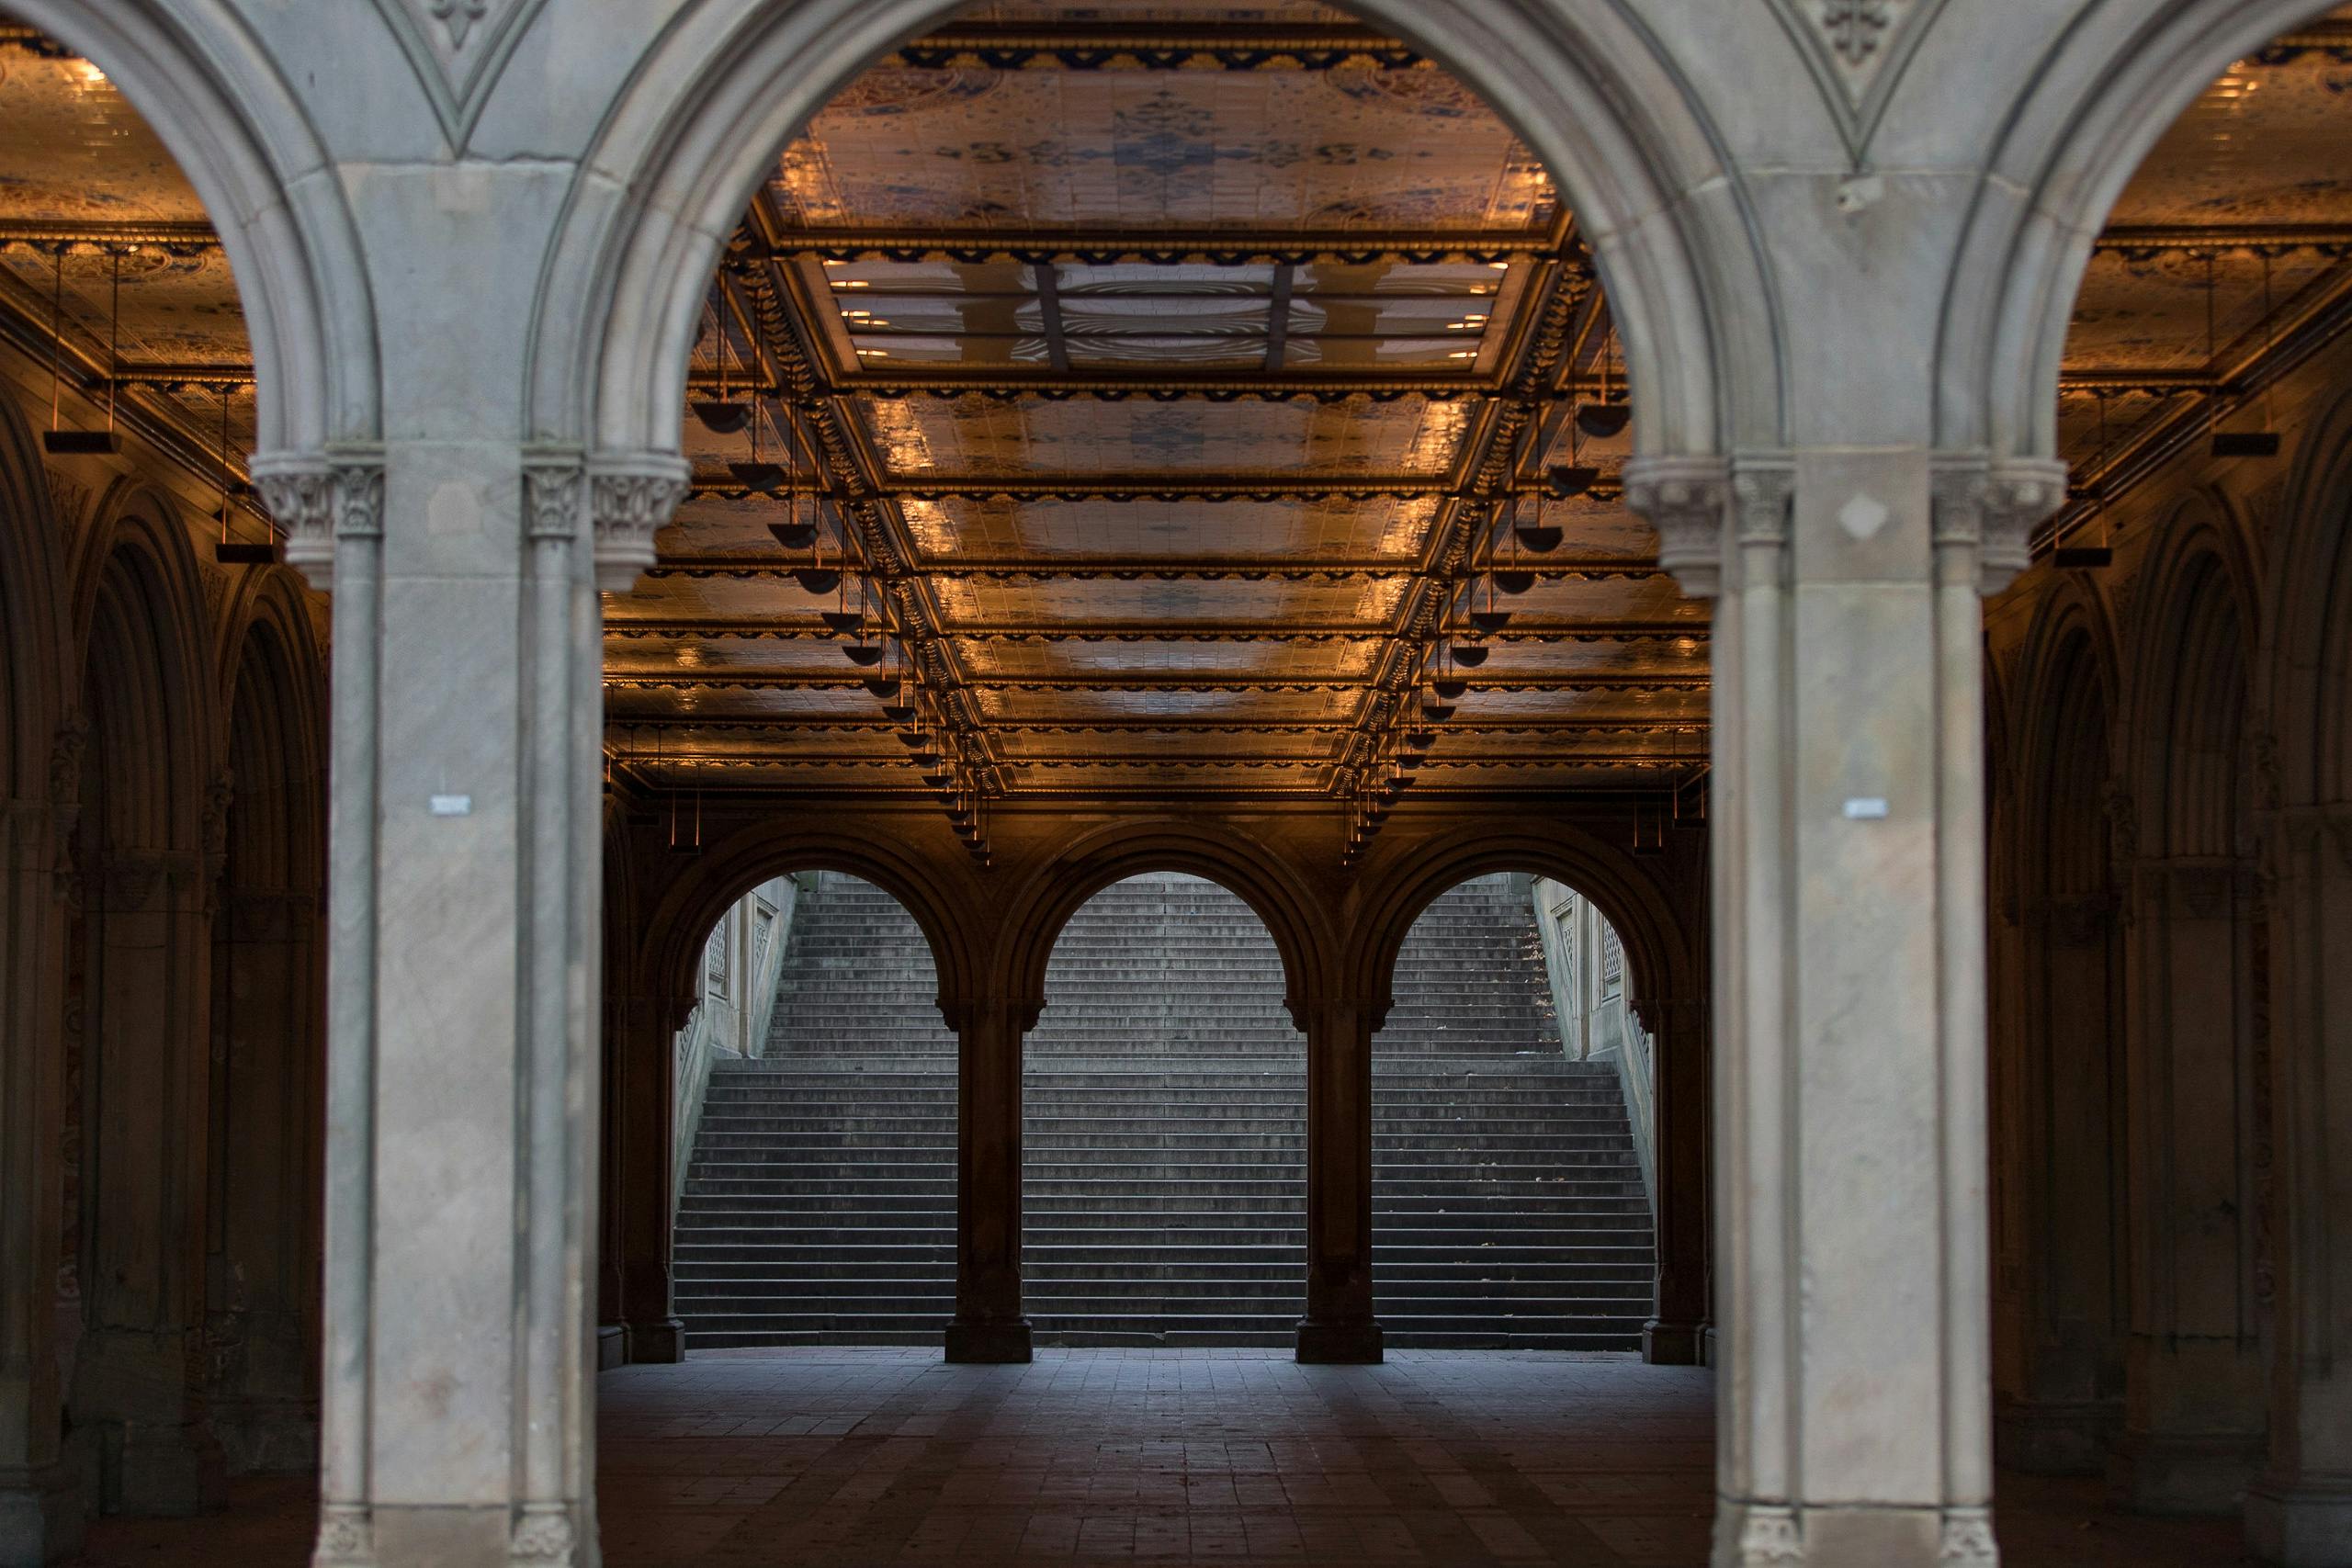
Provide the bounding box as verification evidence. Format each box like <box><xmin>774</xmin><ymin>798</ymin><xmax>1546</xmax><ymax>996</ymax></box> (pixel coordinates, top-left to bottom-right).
<box><xmin>1623</xmin><ymin>456</ymin><xmax>1731</xmax><ymax>599</ymax></box>
<box><xmin>523</xmin><ymin>448</ymin><xmax>586</xmax><ymax>543</ymax></box>
<box><xmin>1986</xmin><ymin>460</ymin><xmax>2067</xmax><ymax>590</ymax></box>
<box><xmin>1941</xmin><ymin>457</ymin><xmax>2066</xmax><ymax>596</ymax></box>
<box><xmin>588</xmin><ymin>453</ymin><xmax>690</xmax><ymax>594</ymax></box>
<box><xmin>252</xmin><ymin>452</ymin><xmax>334</xmax><ymax>589</ymax></box>
<box><xmin>254</xmin><ymin>447</ymin><xmax>385</xmax><ymax>592</ymax></box>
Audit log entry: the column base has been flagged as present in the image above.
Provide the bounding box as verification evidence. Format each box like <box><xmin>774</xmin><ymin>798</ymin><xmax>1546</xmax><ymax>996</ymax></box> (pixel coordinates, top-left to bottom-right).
<box><xmin>623</xmin><ymin>1318</ymin><xmax>684</xmax><ymax>1365</ymax></box>
<box><xmin>2107</xmin><ymin>1429</ymin><xmax>2264</xmax><ymax>1517</ymax></box>
<box><xmin>944</xmin><ymin>1318</ymin><xmax>1033</xmax><ymax>1363</ymax></box>
<box><xmin>1294</xmin><ymin>1318</ymin><xmax>1383</xmax><ymax>1364</ymax></box>
<box><xmin>2245</xmin><ymin>1477</ymin><xmax>2352</xmax><ymax>1566</ymax></box>
<box><xmin>595</xmin><ymin>1325</ymin><xmax>627</xmax><ymax>1372</ymax></box>
<box><xmin>1643</xmin><ymin>1318</ymin><xmax>1706</xmax><ymax>1366</ymax></box>
<box><xmin>1713</xmin><ymin>1500</ymin><xmax>1990</xmax><ymax>1568</ymax></box>
<box><xmin>0</xmin><ymin>1462</ymin><xmax>84</xmax><ymax>1565</ymax></box>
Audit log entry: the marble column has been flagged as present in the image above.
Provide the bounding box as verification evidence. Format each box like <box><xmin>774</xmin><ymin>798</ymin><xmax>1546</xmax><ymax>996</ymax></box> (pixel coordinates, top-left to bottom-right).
<box><xmin>2245</xmin><ymin>805</ymin><xmax>2352</xmax><ymax>1566</ymax></box>
<box><xmin>1641</xmin><ymin>996</ymin><xmax>1710</xmax><ymax>1366</ymax></box>
<box><xmin>0</xmin><ymin>795</ymin><xmax>74</xmax><ymax>1565</ymax></box>
<box><xmin>266</xmin><ymin>440</ymin><xmax>679</xmax><ymax>1568</ymax></box>
<box><xmin>1631</xmin><ymin>450</ymin><xmax>2063</xmax><ymax>1568</ymax></box>
<box><xmin>946</xmin><ymin>996</ymin><xmax>1034</xmax><ymax>1363</ymax></box>
<box><xmin>1295</xmin><ymin>997</ymin><xmax>1383</xmax><ymax>1364</ymax></box>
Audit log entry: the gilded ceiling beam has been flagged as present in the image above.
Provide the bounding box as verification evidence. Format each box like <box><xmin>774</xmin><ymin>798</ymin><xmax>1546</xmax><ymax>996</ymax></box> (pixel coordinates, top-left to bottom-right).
<box><xmin>2093</xmin><ymin>222</ymin><xmax>2352</xmax><ymax>256</ymax></box>
<box><xmin>602</xmin><ymin>715</ymin><xmax>1709</xmax><ymax>736</ymax></box>
<box><xmin>744</xmin><ymin>226</ymin><xmax>1559</xmax><ymax>265</ymax></box>
<box><xmin>603</xmin><ymin>671</ymin><xmax>1705</xmax><ymax>693</ymax></box>
<box><xmin>0</xmin><ymin>219</ymin><xmax>221</xmax><ymax>253</ymax></box>
<box><xmin>642</xmin><ymin>555</ymin><xmax>1660</xmax><ymax>582</ymax></box>
<box><xmin>889</xmin><ymin>24</ymin><xmax>1420</xmax><ymax>72</ymax></box>
<box><xmin>603</xmin><ymin>618</ymin><xmax>1708</xmax><ymax>644</ymax></box>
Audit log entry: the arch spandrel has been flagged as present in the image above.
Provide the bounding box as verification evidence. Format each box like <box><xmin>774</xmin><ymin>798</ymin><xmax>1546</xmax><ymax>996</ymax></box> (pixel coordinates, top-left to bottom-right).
<box><xmin>534</xmin><ymin>0</ymin><xmax>1775</xmax><ymax>466</ymax></box>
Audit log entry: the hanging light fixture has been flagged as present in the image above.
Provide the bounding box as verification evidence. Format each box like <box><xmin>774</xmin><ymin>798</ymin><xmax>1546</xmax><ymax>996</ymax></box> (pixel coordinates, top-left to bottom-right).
<box><xmin>2211</xmin><ymin>249</ymin><xmax>2282</xmax><ymax>459</ymax></box>
<box><xmin>43</xmin><ymin>246</ymin><xmax>123</xmax><ymax>456</ymax></box>
<box><xmin>1575</xmin><ymin>328</ymin><xmax>1631</xmax><ymax>439</ymax></box>
<box><xmin>692</xmin><ymin>295</ymin><xmax>753</xmax><ymax>434</ymax></box>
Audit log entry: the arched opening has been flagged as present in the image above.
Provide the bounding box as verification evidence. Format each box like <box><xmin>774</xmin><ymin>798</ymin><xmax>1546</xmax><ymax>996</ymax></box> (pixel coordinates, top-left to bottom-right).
<box><xmin>2000</xmin><ymin>622</ymin><xmax>2126</xmax><ymax>1477</ymax></box>
<box><xmin>202</xmin><ymin>612</ymin><xmax>325</xmax><ymax>1473</ymax></box>
<box><xmin>1023</xmin><ymin>872</ymin><xmax>1304</xmax><ymax>1345</ymax></box>
<box><xmin>1369</xmin><ymin>872</ymin><xmax>1654</xmax><ymax>1348</ymax></box>
<box><xmin>668</xmin><ymin>870</ymin><xmax>959</xmax><ymax>1347</ymax></box>
<box><xmin>62</xmin><ymin>536</ymin><xmax>214</xmax><ymax>1517</ymax></box>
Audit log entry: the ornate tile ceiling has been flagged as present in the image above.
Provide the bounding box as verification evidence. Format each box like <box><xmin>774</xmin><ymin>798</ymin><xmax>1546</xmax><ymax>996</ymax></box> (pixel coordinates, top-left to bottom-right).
<box><xmin>1</xmin><ymin>6</ymin><xmax>2349</xmax><ymax>842</ymax></box>
<box><xmin>609</xmin><ymin>0</ymin><xmax>1684</xmax><ymax>839</ymax></box>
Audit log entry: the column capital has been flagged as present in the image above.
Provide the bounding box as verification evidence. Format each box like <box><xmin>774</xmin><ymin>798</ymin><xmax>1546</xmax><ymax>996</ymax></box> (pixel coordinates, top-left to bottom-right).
<box><xmin>521</xmin><ymin>446</ymin><xmax>587</xmax><ymax>543</ymax></box>
<box><xmin>253</xmin><ymin>444</ymin><xmax>384</xmax><ymax>593</ymax></box>
<box><xmin>587</xmin><ymin>451</ymin><xmax>690</xmax><ymax>593</ymax></box>
<box><xmin>1928</xmin><ymin>454</ymin><xmax>2068</xmax><ymax>596</ymax></box>
<box><xmin>1623</xmin><ymin>454</ymin><xmax>1730</xmax><ymax>598</ymax></box>
<box><xmin>1284</xmin><ymin>992</ymin><xmax>1390</xmax><ymax>1035</ymax></box>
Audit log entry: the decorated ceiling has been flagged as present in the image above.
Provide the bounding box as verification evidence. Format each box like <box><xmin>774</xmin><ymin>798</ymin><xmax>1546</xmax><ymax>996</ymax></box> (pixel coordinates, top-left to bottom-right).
<box><xmin>1</xmin><ymin>5</ymin><xmax>2348</xmax><ymax>846</ymax></box>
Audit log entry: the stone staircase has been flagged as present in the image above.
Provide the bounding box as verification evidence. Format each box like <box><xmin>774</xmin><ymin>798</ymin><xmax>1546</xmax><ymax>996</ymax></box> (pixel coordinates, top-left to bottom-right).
<box><xmin>672</xmin><ymin>869</ymin><xmax>1653</xmax><ymax>1351</ymax></box>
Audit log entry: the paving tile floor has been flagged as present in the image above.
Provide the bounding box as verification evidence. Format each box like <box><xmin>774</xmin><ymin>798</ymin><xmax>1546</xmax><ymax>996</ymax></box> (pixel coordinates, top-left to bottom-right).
<box><xmin>82</xmin><ymin>1348</ymin><xmax>2247</xmax><ymax>1566</ymax></box>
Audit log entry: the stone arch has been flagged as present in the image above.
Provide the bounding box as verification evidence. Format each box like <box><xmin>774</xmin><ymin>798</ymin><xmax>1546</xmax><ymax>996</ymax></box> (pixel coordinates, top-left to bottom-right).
<box><xmin>0</xmin><ymin>395</ymin><xmax>68</xmax><ymax>803</ymax></box>
<box><xmin>1345</xmin><ymin>821</ymin><xmax>1695</xmax><ymax>1028</ymax></box>
<box><xmin>2263</xmin><ymin>382</ymin><xmax>2352</xmax><ymax>808</ymax></box>
<box><xmin>1344</xmin><ymin>818</ymin><xmax>1710</xmax><ymax>1362</ymax></box>
<box><xmin>999</xmin><ymin>820</ymin><xmax>1332</xmax><ymax>1024</ymax></box>
<box><xmin>2127</xmin><ymin>496</ymin><xmax>2262</xmax><ymax>860</ymax></box>
<box><xmin>533</xmin><ymin>0</ymin><xmax>1777</xmax><ymax>468</ymax></box>
<box><xmin>60</xmin><ymin>482</ymin><xmax>221</xmax><ymax>1514</ymax></box>
<box><xmin>3</xmin><ymin>0</ymin><xmax>375</xmax><ymax>455</ymax></box>
<box><xmin>1999</xmin><ymin>583</ymin><xmax>2130</xmax><ymax>1472</ymax></box>
<box><xmin>634</xmin><ymin>822</ymin><xmax>979</xmax><ymax>1032</ymax></box>
<box><xmin>1947</xmin><ymin>0</ymin><xmax>2343</xmax><ymax>458</ymax></box>
<box><xmin>204</xmin><ymin>582</ymin><xmax>327</xmax><ymax>1472</ymax></box>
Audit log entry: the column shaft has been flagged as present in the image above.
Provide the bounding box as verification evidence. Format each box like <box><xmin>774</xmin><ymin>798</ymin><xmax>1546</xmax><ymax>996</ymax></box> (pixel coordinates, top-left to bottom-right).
<box><xmin>1297</xmin><ymin>999</ymin><xmax>1381</xmax><ymax>1364</ymax></box>
<box><xmin>947</xmin><ymin>998</ymin><xmax>1032</xmax><ymax>1363</ymax></box>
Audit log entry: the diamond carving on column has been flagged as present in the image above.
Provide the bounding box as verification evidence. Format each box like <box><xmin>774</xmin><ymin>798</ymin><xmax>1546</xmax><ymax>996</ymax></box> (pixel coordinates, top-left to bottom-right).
<box><xmin>372</xmin><ymin>0</ymin><xmax>549</xmax><ymax>150</ymax></box>
<box><xmin>1837</xmin><ymin>492</ymin><xmax>1890</xmax><ymax>541</ymax></box>
<box><xmin>1764</xmin><ymin>0</ymin><xmax>1948</xmax><ymax>164</ymax></box>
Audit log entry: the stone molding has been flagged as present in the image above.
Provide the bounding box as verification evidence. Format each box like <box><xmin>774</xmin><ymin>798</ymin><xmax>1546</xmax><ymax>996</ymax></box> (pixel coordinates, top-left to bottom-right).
<box><xmin>1623</xmin><ymin>456</ymin><xmax>1731</xmax><ymax>599</ymax></box>
<box><xmin>588</xmin><ymin>454</ymin><xmax>690</xmax><ymax>594</ymax></box>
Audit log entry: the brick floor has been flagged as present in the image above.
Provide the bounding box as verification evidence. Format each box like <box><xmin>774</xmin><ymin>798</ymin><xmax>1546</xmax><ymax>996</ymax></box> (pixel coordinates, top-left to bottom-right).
<box><xmin>80</xmin><ymin>1348</ymin><xmax>2249</xmax><ymax>1566</ymax></box>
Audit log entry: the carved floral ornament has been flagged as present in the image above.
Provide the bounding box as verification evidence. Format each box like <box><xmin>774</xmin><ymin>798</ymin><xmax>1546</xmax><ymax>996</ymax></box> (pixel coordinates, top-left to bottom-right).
<box><xmin>252</xmin><ymin>449</ymin><xmax>385</xmax><ymax>594</ymax></box>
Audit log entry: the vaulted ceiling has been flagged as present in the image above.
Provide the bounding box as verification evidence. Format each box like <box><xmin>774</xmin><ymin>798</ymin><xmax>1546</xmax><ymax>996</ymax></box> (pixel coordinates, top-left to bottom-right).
<box><xmin>1</xmin><ymin>3</ymin><xmax>2348</xmax><ymax>852</ymax></box>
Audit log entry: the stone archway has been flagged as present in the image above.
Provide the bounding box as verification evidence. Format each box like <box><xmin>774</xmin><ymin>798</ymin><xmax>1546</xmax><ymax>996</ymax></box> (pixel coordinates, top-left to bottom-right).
<box><xmin>1349</xmin><ymin>823</ymin><xmax>1706</xmax><ymax>1366</ymax></box>
<box><xmin>62</xmin><ymin>494</ymin><xmax>220</xmax><ymax>1519</ymax></box>
<box><xmin>2002</xmin><ymin>592</ymin><xmax>2126</xmax><ymax>1476</ymax></box>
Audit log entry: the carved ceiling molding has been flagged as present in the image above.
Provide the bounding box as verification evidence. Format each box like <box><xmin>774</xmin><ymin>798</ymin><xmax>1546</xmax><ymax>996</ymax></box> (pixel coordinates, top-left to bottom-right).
<box><xmin>371</xmin><ymin>0</ymin><xmax>548</xmax><ymax>151</ymax></box>
<box><xmin>1763</xmin><ymin>0</ymin><xmax>1951</xmax><ymax>167</ymax></box>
